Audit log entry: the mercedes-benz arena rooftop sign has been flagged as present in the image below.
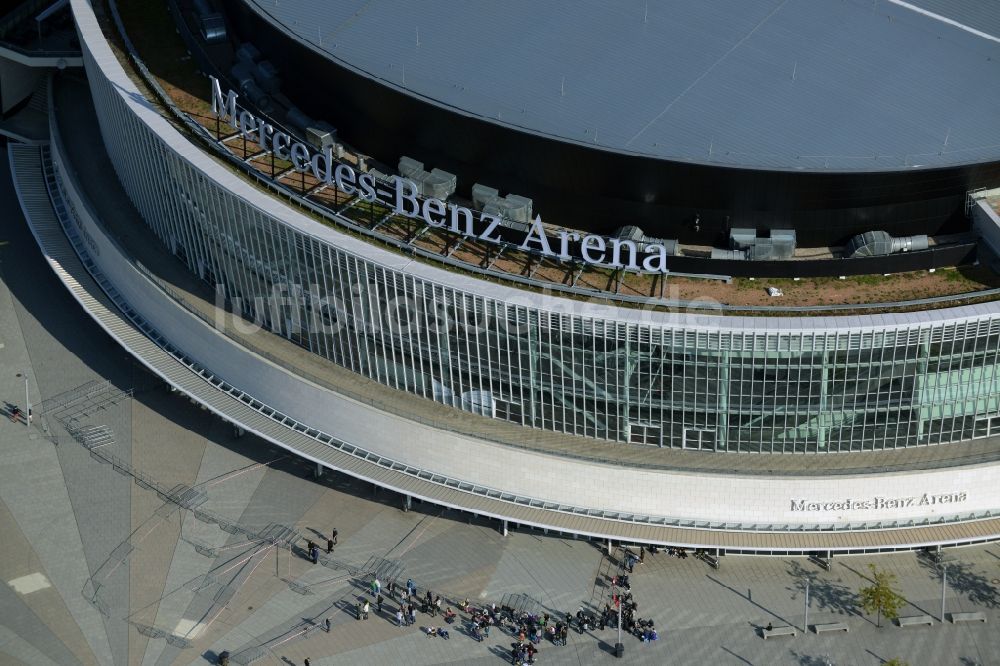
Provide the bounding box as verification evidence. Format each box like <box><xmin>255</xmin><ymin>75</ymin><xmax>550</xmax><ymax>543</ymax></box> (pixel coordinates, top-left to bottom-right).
<box><xmin>223</xmin><ymin>0</ymin><xmax>1000</xmax><ymax>248</ymax></box>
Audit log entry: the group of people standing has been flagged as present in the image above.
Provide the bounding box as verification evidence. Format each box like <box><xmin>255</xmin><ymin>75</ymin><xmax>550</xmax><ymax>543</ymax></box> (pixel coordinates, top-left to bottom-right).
<box><xmin>611</xmin><ymin>547</ymin><xmax>659</xmax><ymax>643</ymax></box>
<box><xmin>321</xmin><ymin>543</ymin><xmax>662</xmax><ymax>657</ymax></box>
<box><xmin>305</xmin><ymin>529</ymin><xmax>338</xmax><ymax>565</ymax></box>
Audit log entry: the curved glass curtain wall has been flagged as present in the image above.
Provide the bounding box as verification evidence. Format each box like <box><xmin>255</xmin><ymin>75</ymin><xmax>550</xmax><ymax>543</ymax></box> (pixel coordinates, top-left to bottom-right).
<box><xmin>79</xmin><ymin>47</ymin><xmax>1000</xmax><ymax>454</ymax></box>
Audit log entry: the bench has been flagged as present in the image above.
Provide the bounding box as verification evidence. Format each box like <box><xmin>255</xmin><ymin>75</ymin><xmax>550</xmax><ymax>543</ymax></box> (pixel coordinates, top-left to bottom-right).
<box><xmin>762</xmin><ymin>625</ymin><xmax>797</xmax><ymax>639</ymax></box>
<box><xmin>697</xmin><ymin>551</ymin><xmax>720</xmax><ymax>569</ymax></box>
<box><xmin>950</xmin><ymin>612</ymin><xmax>987</xmax><ymax>624</ymax></box>
<box><xmin>808</xmin><ymin>555</ymin><xmax>832</xmax><ymax>571</ymax></box>
<box><xmin>813</xmin><ymin>622</ymin><xmax>849</xmax><ymax>634</ymax></box>
<box><xmin>897</xmin><ymin>615</ymin><xmax>934</xmax><ymax>627</ymax></box>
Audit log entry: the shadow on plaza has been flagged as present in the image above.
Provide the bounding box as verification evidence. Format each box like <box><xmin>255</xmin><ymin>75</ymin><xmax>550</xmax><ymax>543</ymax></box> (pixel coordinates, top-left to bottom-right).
<box><xmin>837</xmin><ymin>561</ymin><xmax>939</xmax><ymax>624</ymax></box>
<box><xmin>785</xmin><ymin>561</ymin><xmax>861</xmax><ymax>619</ymax></box>
<box><xmin>915</xmin><ymin>554</ymin><xmax>1000</xmax><ymax>609</ymax></box>
<box><xmin>0</xmin><ymin>132</ymin><xmax>438</xmax><ymax>525</ymax></box>
<box><xmin>0</xmin><ymin>156</ymin><xmax>144</xmax><ymax>398</ymax></box>
<box><xmin>790</xmin><ymin>651</ymin><xmax>834</xmax><ymax>666</ymax></box>
<box><xmin>721</xmin><ymin>646</ymin><xmax>753</xmax><ymax>665</ymax></box>
<box><xmin>706</xmin><ymin>575</ymin><xmax>798</xmax><ymax>630</ymax></box>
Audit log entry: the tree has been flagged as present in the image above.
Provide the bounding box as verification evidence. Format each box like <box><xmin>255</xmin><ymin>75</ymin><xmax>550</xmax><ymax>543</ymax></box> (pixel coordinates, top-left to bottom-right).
<box><xmin>859</xmin><ymin>564</ymin><xmax>905</xmax><ymax>627</ymax></box>
<box><xmin>883</xmin><ymin>659</ymin><xmax>909</xmax><ymax>666</ymax></box>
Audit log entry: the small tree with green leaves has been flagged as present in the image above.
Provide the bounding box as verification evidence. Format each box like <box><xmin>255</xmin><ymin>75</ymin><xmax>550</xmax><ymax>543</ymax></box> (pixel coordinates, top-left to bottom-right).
<box><xmin>859</xmin><ymin>564</ymin><xmax>906</xmax><ymax>627</ymax></box>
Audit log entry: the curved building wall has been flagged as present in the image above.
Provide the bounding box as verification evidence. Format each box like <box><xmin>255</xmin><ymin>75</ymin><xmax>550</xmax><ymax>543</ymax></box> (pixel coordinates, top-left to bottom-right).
<box><xmin>77</xmin><ymin>13</ymin><xmax>1000</xmax><ymax>456</ymax></box>
<box><xmin>219</xmin><ymin>0</ymin><xmax>1000</xmax><ymax>246</ymax></box>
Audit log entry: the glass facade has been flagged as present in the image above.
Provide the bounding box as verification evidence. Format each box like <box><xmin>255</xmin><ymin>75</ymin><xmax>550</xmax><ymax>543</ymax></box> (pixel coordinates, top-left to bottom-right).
<box><xmin>81</xmin><ymin>49</ymin><xmax>1000</xmax><ymax>455</ymax></box>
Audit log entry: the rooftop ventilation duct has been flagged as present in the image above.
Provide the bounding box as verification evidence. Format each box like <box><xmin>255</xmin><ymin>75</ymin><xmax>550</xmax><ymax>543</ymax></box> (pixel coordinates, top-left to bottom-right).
<box><xmin>844</xmin><ymin>231</ymin><xmax>928</xmax><ymax>258</ymax></box>
<box><xmin>230</xmin><ymin>62</ymin><xmax>254</xmax><ymax>89</ymax></box>
<box><xmin>397</xmin><ymin>157</ymin><xmax>456</xmax><ymax>199</ymax></box>
<box><xmin>729</xmin><ymin>228</ymin><xmax>757</xmax><ymax>250</ymax></box>
<box><xmin>472</xmin><ymin>183</ymin><xmax>533</xmax><ymax>224</ymax></box>
<box><xmin>711</xmin><ymin>248</ymin><xmax>746</xmax><ymax>260</ymax></box>
<box><xmin>728</xmin><ymin>228</ymin><xmax>795</xmax><ymax>259</ymax></box>
<box><xmin>612</xmin><ymin>226</ymin><xmax>677</xmax><ymax>255</ymax></box>
<box><xmin>235</xmin><ymin>42</ymin><xmax>260</xmax><ymax>65</ymax></box>
<box><xmin>193</xmin><ymin>0</ymin><xmax>226</xmax><ymax>43</ymax></box>
<box><xmin>745</xmin><ymin>242</ymin><xmax>775</xmax><ymax>261</ymax></box>
<box><xmin>471</xmin><ymin>184</ymin><xmax>499</xmax><ymax>209</ymax></box>
<box><xmin>254</xmin><ymin>60</ymin><xmax>281</xmax><ymax>94</ymax></box>
<box><xmin>305</xmin><ymin>122</ymin><xmax>337</xmax><ymax>150</ymax></box>
<box><xmin>285</xmin><ymin>107</ymin><xmax>314</xmax><ymax>134</ymax></box>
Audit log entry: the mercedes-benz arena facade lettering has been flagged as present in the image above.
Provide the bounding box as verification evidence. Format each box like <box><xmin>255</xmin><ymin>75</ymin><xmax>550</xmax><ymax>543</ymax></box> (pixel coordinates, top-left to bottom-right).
<box><xmin>211</xmin><ymin>78</ymin><xmax>673</xmax><ymax>274</ymax></box>
<box><xmin>21</xmin><ymin>0</ymin><xmax>1000</xmax><ymax>553</ymax></box>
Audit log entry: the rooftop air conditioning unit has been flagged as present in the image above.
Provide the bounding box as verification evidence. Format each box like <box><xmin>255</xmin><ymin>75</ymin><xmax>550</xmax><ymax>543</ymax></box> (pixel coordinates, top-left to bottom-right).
<box><xmin>398</xmin><ymin>156</ymin><xmax>424</xmax><ymax>179</ymax></box>
<box><xmin>285</xmin><ymin>107</ymin><xmax>314</xmax><ymax>134</ymax></box>
<box><xmin>711</xmin><ymin>248</ymin><xmax>746</xmax><ymax>260</ymax></box>
<box><xmin>729</xmin><ymin>228</ymin><xmax>757</xmax><ymax>250</ymax></box>
<box><xmin>254</xmin><ymin>61</ymin><xmax>281</xmax><ymax>94</ymax></box>
<box><xmin>503</xmin><ymin>194</ymin><xmax>533</xmax><ymax>223</ymax></box>
<box><xmin>306</xmin><ymin>126</ymin><xmax>336</xmax><ymax>151</ymax></box>
<box><xmin>471</xmin><ymin>183</ymin><xmax>500</xmax><ymax>209</ymax></box>
<box><xmin>235</xmin><ymin>43</ymin><xmax>260</xmax><ymax>65</ymax></box>
<box><xmin>199</xmin><ymin>14</ymin><xmax>226</xmax><ymax>43</ymax></box>
<box><xmin>193</xmin><ymin>0</ymin><xmax>227</xmax><ymax>43</ymax></box>
<box><xmin>230</xmin><ymin>62</ymin><xmax>254</xmax><ymax>89</ymax></box>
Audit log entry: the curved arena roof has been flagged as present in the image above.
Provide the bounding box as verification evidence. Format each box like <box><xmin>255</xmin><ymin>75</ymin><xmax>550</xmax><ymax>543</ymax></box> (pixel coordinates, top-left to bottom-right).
<box><xmin>244</xmin><ymin>0</ymin><xmax>1000</xmax><ymax>172</ymax></box>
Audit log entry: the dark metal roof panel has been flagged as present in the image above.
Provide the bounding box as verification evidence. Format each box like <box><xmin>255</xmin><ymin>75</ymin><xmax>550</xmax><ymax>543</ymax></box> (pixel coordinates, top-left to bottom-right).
<box><xmin>903</xmin><ymin>0</ymin><xmax>1000</xmax><ymax>40</ymax></box>
<box><xmin>245</xmin><ymin>0</ymin><xmax>1000</xmax><ymax>171</ymax></box>
<box><xmin>244</xmin><ymin>0</ymin><xmax>1000</xmax><ymax>171</ymax></box>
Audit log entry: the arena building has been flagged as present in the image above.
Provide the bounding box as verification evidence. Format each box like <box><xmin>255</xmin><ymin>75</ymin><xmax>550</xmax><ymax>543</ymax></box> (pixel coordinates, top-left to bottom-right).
<box><xmin>4</xmin><ymin>0</ymin><xmax>1000</xmax><ymax>555</ymax></box>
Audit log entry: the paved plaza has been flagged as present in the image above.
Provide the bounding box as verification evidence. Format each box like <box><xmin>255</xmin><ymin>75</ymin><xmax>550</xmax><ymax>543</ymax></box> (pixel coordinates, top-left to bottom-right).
<box><xmin>0</xmin><ymin>155</ymin><xmax>998</xmax><ymax>666</ymax></box>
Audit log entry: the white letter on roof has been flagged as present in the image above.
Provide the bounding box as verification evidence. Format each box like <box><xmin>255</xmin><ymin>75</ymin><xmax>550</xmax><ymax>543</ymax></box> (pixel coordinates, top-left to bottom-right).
<box><xmin>519</xmin><ymin>215</ymin><xmax>554</xmax><ymax>256</ymax></box>
<box><xmin>210</xmin><ymin>75</ymin><xmax>238</xmax><ymax>127</ymax></box>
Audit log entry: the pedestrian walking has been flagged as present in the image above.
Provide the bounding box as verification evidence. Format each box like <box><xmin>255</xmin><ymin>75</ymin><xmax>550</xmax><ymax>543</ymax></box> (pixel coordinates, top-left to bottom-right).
<box><xmin>331</xmin><ymin>528</ymin><xmax>338</xmax><ymax>545</ymax></box>
<box><xmin>406</xmin><ymin>578</ymin><xmax>415</xmax><ymax>599</ymax></box>
<box><xmin>310</xmin><ymin>545</ymin><xmax>318</xmax><ymax>564</ymax></box>
<box><xmin>408</xmin><ymin>604</ymin><xmax>416</xmax><ymax>626</ymax></box>
<box><xmin>377</xmin><ymin>593</ymin><xmax>384</xmax><ymax>613</ymax></box>
<box><xmin>362</xmin><ymin>600</ymin><xmax>370</xmax><ymax>620</ymax></box>
<box><xmin>396</xmin><ymin>608</ymin><xmax>404</xmax><ymax>627</ymax></box>
<box><xmin>325</xmin><ymin>617</ymin><xmax>331</xmax><ymax>633</ymax></box>
<box><xmin>326</xmin><ymin>537</ymin><xmax>333</xmax><ymax>554</ymax></box>
<box><xmin>304</xmin><ymin>659</ymin><xmax>310</xmax><ymax>666</ymax></box>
